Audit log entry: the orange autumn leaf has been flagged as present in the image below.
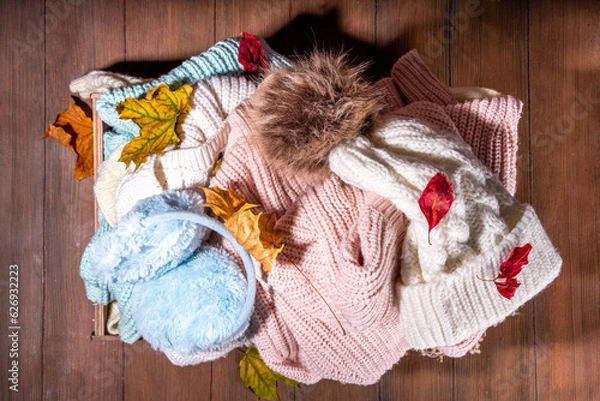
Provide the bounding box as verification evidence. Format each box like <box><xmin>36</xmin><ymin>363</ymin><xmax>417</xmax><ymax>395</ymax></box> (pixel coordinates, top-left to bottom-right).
<box><xmin>200</xmin><ymin>186</ymin><xmax>284</xmax><ymax>272</ymax></box>
<box><xmin>117</xmin><ymin>83</ymin><xmax>193</xmax><ymax>169</ymax></box>
<box><xmin>258</xmin><ymin>212</ymin><xmax>286</xmax><ymax>247</ymax></box>
<box><xmin>44</xmin><ymin>100</ymin><xmax>94</xmax><ymax>181</ymax></box>
<box><xmin>224</xmin><ymin>209</ymin><xmax>284</xmax><ymax>272</ymax></box>
<box><xmin>200</xmin><ymin>186</ymin><xmax>257</xmax><ymax>220</ymax></box>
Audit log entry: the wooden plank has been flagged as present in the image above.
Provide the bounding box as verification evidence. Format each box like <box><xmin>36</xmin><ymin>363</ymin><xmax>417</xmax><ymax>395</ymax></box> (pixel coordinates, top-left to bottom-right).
<box><xmin>376</xmin><ymin>0</ymin><xmax>450</xmax><ymax>82</ymax></box>
<box><xmin>121</xmin><ymin>1</ymin><xmax>214</xmax><ymax>400</ymax></box>
<box><xmin>90</xmin><ymin>93</ymin><xmax>110</xmax><ymax>340</ymax></box>
<box><xmin>449</xmin><ymin>2</ymin><xmax>535</xmax><ymax>401</ymax></box>
<box><xmin>376</xmin><ymin>2</ymin><xmax>453</xmax><ymax>401</ymax></box>
<box><xmin>215</xmin><ymin>0</ymin><xmax>291</xmax><ymax>44</ymax></box>
<box><xmin>42</xmin><ymin>0</ymin><xmax>125</xmax><ymax>400</ymax></box>
<box><xmin>0</xmin><ymin>1</ymin><xmax>46</xmax><ymax>400</ymax></box>
<box><xmin>529</xmin><ymin>1</ymin><xmax>600</xmax><ymax>400</ymax></box>
<box><xmin>286</xmin><ymin>0</ymin><xmax>377</xmax><ymax>71</ymax></box>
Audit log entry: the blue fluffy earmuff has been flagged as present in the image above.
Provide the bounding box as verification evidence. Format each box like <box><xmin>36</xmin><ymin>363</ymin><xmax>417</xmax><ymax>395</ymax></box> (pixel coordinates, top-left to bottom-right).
<box><xmin>131</xmin><ymin>211</ymin><xmax>256</xmax><ymax>355</ymax></box>
<box><xmin>86</xmin><ymin>190</ymin><xmax>256</xmax><ymax>356</ymax></box>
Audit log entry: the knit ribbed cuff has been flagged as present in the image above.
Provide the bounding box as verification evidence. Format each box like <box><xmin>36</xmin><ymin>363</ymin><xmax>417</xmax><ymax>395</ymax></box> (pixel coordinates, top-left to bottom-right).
<box><xmin>391</xmin><ymin>49</ymin><xmax>457</xmax><ymax>106</ymax></box>
<box><xmin>445</xmin><ymin>96</ymin><xmax>523</xmax><ymax>196</ymax></box>
<box><xmin>374</xmin><ymin>77</ymin><xmax>405</xmax><ymax>113</ymax></box>
<box><xmin>398</xmin><ymin>205</ymin><xmax>562</xmax><ymax>349</ymax></box>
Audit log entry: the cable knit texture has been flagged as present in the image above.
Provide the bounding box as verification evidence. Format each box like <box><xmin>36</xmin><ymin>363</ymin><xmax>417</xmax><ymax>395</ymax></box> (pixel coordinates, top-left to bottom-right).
<box><xmin>382</xmin><ymin>50</ymin><xmax>520</xmax><ymax>195</ymax></box>
<box><xmin>330</xmin><ymin>50</ymin><xmax>562</xmax><ymax>349</ymax></box>
<box><xmin>211</xmin><ymin>107</ymin><xmax>410</xmax><ymax>385</ymax></box>
<box><xmin>79</xmin><ymin>39</ymin><xmax>561</xmax><ymax>378</ymax></box>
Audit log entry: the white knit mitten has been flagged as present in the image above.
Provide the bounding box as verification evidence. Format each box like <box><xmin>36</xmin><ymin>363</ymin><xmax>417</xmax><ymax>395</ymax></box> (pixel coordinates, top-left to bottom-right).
<box><xmin>70</xmin><ymin>71</ymin><xmax>147</xmax><ymax>99</ymax></box>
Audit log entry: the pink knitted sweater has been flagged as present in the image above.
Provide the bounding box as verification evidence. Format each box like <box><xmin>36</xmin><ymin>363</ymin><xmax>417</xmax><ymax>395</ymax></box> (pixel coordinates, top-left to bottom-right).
<box><xmin>210</xmin><ymin>49</ymin><xmax>523</xmax><ymax>384</ymax></box>
<box><xmin>212</xmin><ymin>108</ymin><xmax>410</xmax><ymax>384</ymax></box>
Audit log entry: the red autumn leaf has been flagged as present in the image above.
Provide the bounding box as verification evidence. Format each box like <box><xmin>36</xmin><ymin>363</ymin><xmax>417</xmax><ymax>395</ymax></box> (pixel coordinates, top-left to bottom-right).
<box><xmin>238</xmin><ymin>32</ymin><xmax>268</xmax><ymax>73</ymax></box>
<box><xmin>418</xmin><ymin>172</ymin><xmax>455</xmax><ymax>244</ymax></box>
<box><xmin>494</xmin><ymin>244</ymin><xmax>532</xmax><ymax>299</ymax></box>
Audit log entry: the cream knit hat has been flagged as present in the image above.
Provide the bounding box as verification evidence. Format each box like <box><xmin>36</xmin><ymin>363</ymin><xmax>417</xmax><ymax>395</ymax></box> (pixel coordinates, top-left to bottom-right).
<box><xmin>329</xmin><ymin>103</ymin><xmax>562</xmax><ymax>349</ymax></box>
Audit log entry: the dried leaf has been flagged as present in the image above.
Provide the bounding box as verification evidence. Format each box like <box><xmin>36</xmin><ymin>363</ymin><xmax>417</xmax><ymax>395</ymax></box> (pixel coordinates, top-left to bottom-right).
<box><xmin>238</xmin><ymin>32</ymin><xmax>268</xmax><ymax>73</ymax></box>
<box><xmin>44</xmin><ymin>100</ymin><xmax>94</xmax><ymax>181</ymax></box>
<box><xmin>418</xmin><ymin>172</ymin><xmax>455</xmax><ymax>244</ymax></box>
<box><xmin>200</xmin><ymin>186</ymin><xmax>257</xmax><ymax>220</ymax></box>
<box><xmin>240</xmin><ymin>347</ymin><xmax>298</xmax><ymax>401</ymax></box>
<box><xmin>225</xmin><ymin>209</ymin><xmax>284</xmax><ymax>272</ymax></box>
<box><xmin>200</xmin><ymin>186</ymin><xmax>285</xmax><ymax>272</ymax></box>
<box><xmin>258</xmin><ymin>212</ymin><xmax>286</xmax><ymax>247</ymax></box>
<box><xmin>117</xmin><ymin>83</ymin><xmax>193</xmax><ymax>169</ymax></box>
<box><xmin>494</xmin><ymin>244</ymin><xmax>532</xmax><ymax>299</ymax></box>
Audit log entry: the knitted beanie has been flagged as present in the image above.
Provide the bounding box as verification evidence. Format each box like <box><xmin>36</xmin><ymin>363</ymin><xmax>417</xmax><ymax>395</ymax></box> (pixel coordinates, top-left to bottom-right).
<box><xmin>211</xmin><ymin>107</ymin><xmax>410</xmax><ymax>385</ymax></box>
<box><xmin>330</xmin><ymin>103</ymin><xmax>562</xmax><ymax>349</ymax></box>
<box><xmin>386</xmin><ymin>49</ymin><xmax>519</xmax><ymax>195</ymax></box>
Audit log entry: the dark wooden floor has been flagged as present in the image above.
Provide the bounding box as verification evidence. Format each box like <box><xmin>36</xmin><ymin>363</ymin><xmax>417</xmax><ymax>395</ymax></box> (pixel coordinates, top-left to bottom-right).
<box><xmin>2</xmin><ymin>0</ymin><xmax>599</xmax><ymax>400</ymax></box>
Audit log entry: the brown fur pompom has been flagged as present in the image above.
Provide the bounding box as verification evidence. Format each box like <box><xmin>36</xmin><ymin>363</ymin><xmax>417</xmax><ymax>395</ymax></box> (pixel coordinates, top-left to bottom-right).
<box><xmin>248</xmin><ymin>51</ymin><xmax>385</xmax><ymax>180</ymax></box>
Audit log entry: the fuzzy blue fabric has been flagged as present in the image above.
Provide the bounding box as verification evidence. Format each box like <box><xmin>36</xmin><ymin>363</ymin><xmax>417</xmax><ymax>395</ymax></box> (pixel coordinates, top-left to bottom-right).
<box><xmin>87</xmin><ymin>190</ymin><xmax>207</xmax><ymax>285</ymax></box>
<box><xmin>102</xmin><ymin>128</ymin><xmax>134</xmax><ymax>159</ymax></box>
<box><xmin>131</xmin><ymin>246</ymin><xmax>249</xmax><ymax>355</ymax></box>
<box><xmin>80</xmin><ymin>35</ymin><xmax>282</xmax><ymax>348</ymax></box>
<box><xmin>80</xmin><ymin>211</ymin><xmax>139</xmax><ymax>343</ymax></box>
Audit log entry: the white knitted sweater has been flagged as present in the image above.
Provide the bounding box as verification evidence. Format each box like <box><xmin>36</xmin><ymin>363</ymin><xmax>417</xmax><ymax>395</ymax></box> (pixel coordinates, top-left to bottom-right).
<box><xmin>94</xmin><ymin>74</ymin><xmax>257</xmax><ymax>225</ymax></box>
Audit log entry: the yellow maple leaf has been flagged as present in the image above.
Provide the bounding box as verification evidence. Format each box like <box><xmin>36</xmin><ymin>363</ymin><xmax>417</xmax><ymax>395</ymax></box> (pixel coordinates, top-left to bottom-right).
<box><xmin>44</xmin><ymin>100</ymin><xmax>94</xmax><ymax>181</ymax></box>
<box><xmin>200</xmin><ymin>186</ymin><xmax>284</xmax><ymax>272</ymax></box>
<box><xmin>117</xmin><ymin>83</ymin><xmax>193</xmax><ymax>169</ymax></box>
<box><xmin>240</xmin><ymin>347</ymin><xmax>298</xmax><ymax>401</ymax></box>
